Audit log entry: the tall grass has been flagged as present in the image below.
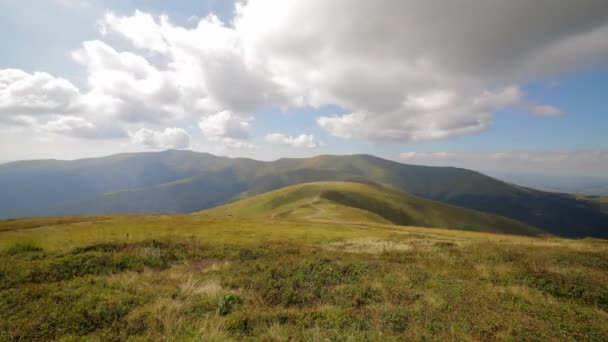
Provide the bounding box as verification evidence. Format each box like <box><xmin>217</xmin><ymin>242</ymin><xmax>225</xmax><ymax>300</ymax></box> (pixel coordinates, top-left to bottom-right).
<box><xmin>0</xmin><ymin>214</ymin><xmax>607</xmax><ymax>340</ymax></box>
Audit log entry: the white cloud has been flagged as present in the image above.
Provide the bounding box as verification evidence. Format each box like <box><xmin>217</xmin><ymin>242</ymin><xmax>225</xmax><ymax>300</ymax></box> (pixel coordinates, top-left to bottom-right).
<box><xmin>2</xmin><ymin>1</ymin><xmax>608</xmax><ymax>147</ymax></box>
<box><xmin>523</xmin><ymin>104</ymin><xmax>562</xmax><ymax>117</ymax></box>
<box><xmin>39</xmin><ymin>116</ymin><xmax>93</xmax><ymax>138</ymax></box>
<box><xmin>97</xmin><ymin>10</ymin><xmax>287</xmax><ymax>115</ymax></box>
<box><xmin>130</xmin><ymin>127</ymin><xmax>191</xmax><ymax>149</ymax></box>
<box><xmin>316</xmin><ymin>86</ymin><xmax>523</xmax><ymax>142</ymax></box>
<box><xmin>197</xmin><ymin>110</ymin><xmax>250</xmax><ymax>140</ymax></box>
<box><xmin>71</xmin><ymin>40</ymin><xmax>191</xmax><ymax>123</ymax></box>
<box><xmin>196</xmin><ymin>110</ymin><xmax>255</xmax><ymax>149</ymax></box>
<box><xmin>0</xmin><ymin>69</ymin><xmax>80</xmax><ymax>116</ymax></box>
<box><xmin>215</xmin><ymin>137</ymin><xmax>256</xmax><ymax>150</ymax></box>
<box><xmin>399</xmin><ymin>152</ymin><xmax>455</xmax><ymax>160</ymax></box>
<box><xmin>398</xmin><ymin>152</ymin><xmax>418</xmax><ymax>160</ymax></box>
<box><xmin>99</xmin><ymin>11</ymin><xmax>170</xmax><ymax>54</ymax></box>
<box><xmin>266</xmin><ymin>133</ymin><xmax>323</xmax><ymax>148</ymax></box>
<box><xmin>0</xmin><ymin>69</ymin><xmax>126</xmax><ymax>139</ymax></box>
<box><xmin>234</xmin><ymin>0</ymin><xmax>607</xmax><ymax>141</ymax></box>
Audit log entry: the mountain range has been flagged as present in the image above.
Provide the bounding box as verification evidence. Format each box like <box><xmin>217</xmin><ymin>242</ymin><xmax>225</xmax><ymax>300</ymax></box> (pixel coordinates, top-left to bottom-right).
<box><xmin>0</xmin><ymin>149</ymin><xmax>606</xmax><ymax>238</ymax></box>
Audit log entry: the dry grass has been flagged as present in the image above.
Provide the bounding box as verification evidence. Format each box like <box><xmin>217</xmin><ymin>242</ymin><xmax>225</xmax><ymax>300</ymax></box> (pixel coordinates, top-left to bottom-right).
<box><xmin>1</xmin><ymin>214</ymin><xmax>607</xmax><ymax>340</ymax></box>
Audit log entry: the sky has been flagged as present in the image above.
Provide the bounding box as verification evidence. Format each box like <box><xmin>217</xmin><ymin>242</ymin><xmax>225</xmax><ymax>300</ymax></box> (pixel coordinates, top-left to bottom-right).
<box><xmin>0</xmin><ymin>0</ymin><xmax>607</xmax><ymax>176</ymax></box>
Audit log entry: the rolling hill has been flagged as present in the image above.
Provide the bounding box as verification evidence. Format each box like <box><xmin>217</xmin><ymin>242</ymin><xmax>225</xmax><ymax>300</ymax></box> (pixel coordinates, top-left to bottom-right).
<box><xmin>201</xmin><ymin>182</ymin><xmax>544</xmax><ymax>236</ymax></box>
<box><xmin>0</xmin><ymin>150</ymin><xmax>606</xmax><ymax>238</ymax></box>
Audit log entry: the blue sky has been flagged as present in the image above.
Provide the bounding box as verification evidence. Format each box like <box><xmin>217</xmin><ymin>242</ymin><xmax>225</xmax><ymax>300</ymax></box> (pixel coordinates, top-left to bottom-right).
<box><xmin>0</xmin><ymin>0</ymin><xmax>607</xmax><ymax>176</ymax></box>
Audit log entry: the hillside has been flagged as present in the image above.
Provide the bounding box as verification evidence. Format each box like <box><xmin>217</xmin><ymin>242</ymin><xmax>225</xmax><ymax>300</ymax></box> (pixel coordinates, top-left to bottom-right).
<box><xmin>0</xmin><ymin>150</ymin><xmax>607</xmax><ymax>238</ymax></box>
<box><xmin>577</xmin><ymin>195</ymin><xmax>608</xmax><ymax>215</ymax></box>
<box><xmin>1</xmin><ymin>213</ymin><xmax>607</xmax><ymax>340</ymax></box>
<box><xmin>202</xmin><ymin>182</ymin><xmax>544</xmax><ymax>236</ymax></box>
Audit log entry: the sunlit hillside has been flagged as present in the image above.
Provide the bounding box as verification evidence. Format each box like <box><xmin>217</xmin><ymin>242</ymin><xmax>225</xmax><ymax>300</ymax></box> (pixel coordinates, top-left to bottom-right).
<box><xmin>1</xmin><ymin>206</ymin><xmax>607</xmax><ymax>340</ymax></box>
<box><xmin>202</xmin><ymin>182</ymin><xmax>543</xmax><ymax>236</ymax></box>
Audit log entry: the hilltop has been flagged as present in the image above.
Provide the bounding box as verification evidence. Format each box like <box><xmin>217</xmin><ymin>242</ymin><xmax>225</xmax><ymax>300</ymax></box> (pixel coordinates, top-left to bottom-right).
<box><xmin>202</xmin><ymin>182</ymin><xmax>543</xmax><ymax>236</ymax></box>
<box><xmin>1</xmin><ymin>150</ymin><xmax>606</xmax><ymax>237</ymax></box>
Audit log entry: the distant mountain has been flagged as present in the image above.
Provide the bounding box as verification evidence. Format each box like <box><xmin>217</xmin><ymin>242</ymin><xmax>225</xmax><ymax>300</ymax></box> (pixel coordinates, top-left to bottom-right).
<box><xmin>201</xmin><ymin>181</ymin><xmax>544</xmax><ymax>236</ymax></box>
<box><xmin>485</xmin><ymin>171</ymin><xmax>608</xmax><ymax>196</ymax></box>
<box><xmin>0</xmin><ymin>150</ymin><xmax>606</xmax><ymax>238</ymax></box>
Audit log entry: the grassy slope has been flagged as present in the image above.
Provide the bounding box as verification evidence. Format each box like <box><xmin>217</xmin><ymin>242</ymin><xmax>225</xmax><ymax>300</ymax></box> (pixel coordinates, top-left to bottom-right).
<box><xmin>202</xmin><ymin>182</ymin><xmax>544</xmax><ymax>236</ymax></box>
<box><xmin>577</xmin><ymin>194</ymin><xmax>608</xmax><ymax>215</ymax></box>
<box><xmin>2</xmin><ymin>151</ymin><xmax>607</xmax><ymax>238</ymax></box>
<box><xmin>0</xmin><ymin>214</ymin><xmax>607</xmax><ymax>340</ymax></box>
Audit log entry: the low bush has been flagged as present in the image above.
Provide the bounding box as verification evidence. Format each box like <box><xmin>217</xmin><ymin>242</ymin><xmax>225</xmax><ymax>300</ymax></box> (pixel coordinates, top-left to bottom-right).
<box><xmin>3</xmin><ymin>241</ymin><xmax>42</xmax><ymax>255</ymax></box>
<box><xmin>217</xmin><ymin>293</ymin><xmax>241</xmax><ymax>316</ymax></box>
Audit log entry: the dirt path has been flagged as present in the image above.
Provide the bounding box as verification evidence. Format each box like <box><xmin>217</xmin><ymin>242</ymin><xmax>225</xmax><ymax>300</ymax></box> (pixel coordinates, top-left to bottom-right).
<box><xmin>303</xmin><ymin>194</ymin><xmax>325</xmax><ymax>220</ymax></box>
<box><xmin>267</xmin><ymin>194</ymin><xmax>383</xmax><ymax>231</ymax></box>
<box><xmin>270</xmin><ymin>193</ymin><xmax>326</xmax><ymax>220</ymax></box>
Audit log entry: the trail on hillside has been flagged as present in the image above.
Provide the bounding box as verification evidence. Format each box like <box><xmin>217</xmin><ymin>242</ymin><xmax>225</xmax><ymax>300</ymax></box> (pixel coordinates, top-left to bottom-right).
<box><xmin>302</xmin><ymin>194</ymin><xmax>382</xmax><ymax>230</ymax></box>
<box><xmin>267</xmin><ymin>192</ymin><xmax>382</xmax><ymax>230</ymax></box>
<box><xmin>303</xmin><ymin>194</ymin><xmax>325</xmax><ymax>220</ymax></box>
<box><xmin>269</xmin><ymin>194</ymin><xmax>325</xmax><ymax>220</ymax></box>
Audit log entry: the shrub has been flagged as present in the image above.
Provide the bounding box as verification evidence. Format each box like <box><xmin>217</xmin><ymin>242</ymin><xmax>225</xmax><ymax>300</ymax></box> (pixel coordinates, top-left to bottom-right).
<box><xmin>26</xmin><ymin>252</ymin><xmax>142</xmax><ymax>283</ymax></box>
<box><xmin>217</xmin><ymin>293</ymin><xmax>241</xmax><ymax>316</ymax></box>
<box><xmin>382</xmin><ymin>308</ymin><xmax>409</xmax><ymax>333</ymax></box>
<box><xmin>0</xmin><ymin>278</ymin><xmax>140</xmax><ymax>340</ymax></box>
<box><xmin>341</xmin><ymin>285</ymin><xmax>382</xmax><ymax>308</ymax></box>
<box><xmin>518</xmin><ymin>267</ymin><xmax>608</xmax><ymax>311</ymax></box>
<box><xmin>4</xmin><ymin>241</ymin><xmax>42</xmax><ymax>255</ymax></box>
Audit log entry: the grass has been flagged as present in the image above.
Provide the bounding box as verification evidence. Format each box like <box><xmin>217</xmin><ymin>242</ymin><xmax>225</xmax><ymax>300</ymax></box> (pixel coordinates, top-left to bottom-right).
<box><xmin>2</xmin><ymin>241</ymin><xmax>42</xmax><ymax>255</ymax></box>
<box><xmin>202</xmin><ymin>181</ymin><xmax>544</xmax><ymax>236</ymax></box>
<box><xmin>0</xmin><ymin>212</ymin><xmax>607</xmax><ymax>340</ymax></box>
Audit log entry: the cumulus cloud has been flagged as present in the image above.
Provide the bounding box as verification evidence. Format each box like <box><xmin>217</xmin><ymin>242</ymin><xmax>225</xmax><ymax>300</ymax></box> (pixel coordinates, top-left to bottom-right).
<box><xmin>1</xmin><ymin>1</ymin><xmax>608</xmax><ymax>146</ymax></box>
<box><xmin>130</xmin><ymin>127</ymin><xmax>191</xmax><ymax>149</ymax></box>
<box><xmin>0</xmin><ymin>69</ymin><xmax>80</xmax><ymax>117</ymax></box>
<box><xmin>99</xmin><ymin>11</ymin><xmax>170</xmax><ymax>54</ymax></box>
<box><xmin>317</xmin><ymin>86</ymin><xmax>522</xmax><ymax>141</ymax></box>
<box><xmin>198</xmin><ymin>110</ymin><xmax>251</xmax><ymax>141</ymax></box>
<box><xmin>71</xmin><ymin>40</ymin><xmax>193</xmax><ymax>123</ymax></box>
<box><xmin>0</xmin><ymin>69</ymin><xmax>126</xmax><ymax>139</ymax></box>
<box><xmin>266</xmin><ymin>133</ymin><xmax>323</xmax><ymax>148</ymax></box>
<box><xmin>41</xmin><ymin>116</ymin><xmax>94</xmax><ymax>134</ymax></box>
<box><xmin>235</xmin><ymin>0</ymin><xmax>608</xmax><ymax>141</ymax></box>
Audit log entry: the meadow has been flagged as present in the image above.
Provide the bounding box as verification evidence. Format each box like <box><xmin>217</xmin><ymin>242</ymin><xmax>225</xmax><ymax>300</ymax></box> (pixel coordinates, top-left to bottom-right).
<box><xmin>1</xmin><ymin>213</ymin><xmax>608</xmax><ymax>341</ymax></box>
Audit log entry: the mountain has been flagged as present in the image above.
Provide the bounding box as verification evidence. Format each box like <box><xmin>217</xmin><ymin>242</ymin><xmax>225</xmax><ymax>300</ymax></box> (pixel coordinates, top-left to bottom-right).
<box><xmin>0</xmin><ymin>150</ymin><xmax>606</xmax><ymax>238</ymax></box>
<box><xmin>485</xmin><ymin>171</ymin><xmax>608</xmax><ymax>196</ymax></box>
<box><xmin>201</xmin><ymin>181</ymin><xmax>544</xmax><ymax>236</ymax></box>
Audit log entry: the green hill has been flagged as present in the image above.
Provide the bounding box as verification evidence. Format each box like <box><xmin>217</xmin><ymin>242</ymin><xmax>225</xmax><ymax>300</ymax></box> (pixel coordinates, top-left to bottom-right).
<box><xmin>202</xmin><ymin>182</ymin><xmax>544</xmax><ymax>236</ymax></box>
<box><xmin>1</xmin><ymin>150</ymin><xmax>606</xmax><ymax>238</ymax></box>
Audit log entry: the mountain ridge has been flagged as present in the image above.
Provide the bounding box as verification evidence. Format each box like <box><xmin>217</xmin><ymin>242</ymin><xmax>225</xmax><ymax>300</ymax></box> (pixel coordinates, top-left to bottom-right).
<box><xmin>201</xmin><ymin>181</ymin><xmax>545</xmax><ymax>236</ymax></box>
<box><xmin>1</xmin><ymin>149</ymin><xmax>606</xmax><ymax>238</ymax></box>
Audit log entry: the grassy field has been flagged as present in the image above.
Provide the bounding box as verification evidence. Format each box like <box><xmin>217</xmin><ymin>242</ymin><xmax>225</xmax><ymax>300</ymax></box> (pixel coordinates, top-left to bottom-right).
<box><xmin>203</xmin><ymin>182</ymin><xmax>543</xmax><ymax>236</ymax></box>
<box><xmin>1</xmin><ymin>211</ymin><xmax>607</xmax><ymax>341</ymax></box>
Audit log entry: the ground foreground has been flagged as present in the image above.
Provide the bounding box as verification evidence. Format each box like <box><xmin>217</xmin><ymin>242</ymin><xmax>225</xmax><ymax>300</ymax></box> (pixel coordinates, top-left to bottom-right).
<box><xmin>1</xmin><ymin>214</ymin><xmax>607</xmax><ymax>341</ymax></box>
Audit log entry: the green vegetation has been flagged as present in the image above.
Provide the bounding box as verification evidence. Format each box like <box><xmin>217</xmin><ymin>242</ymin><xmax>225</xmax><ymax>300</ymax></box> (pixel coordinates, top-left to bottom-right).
<box><xmin>1</xmin><ymin>211</ymin><xmax>607</xmax><ymax>340</ymax></box>
<box><xmin>578</xmin><ymin>194</ymin><xmax>608</xmax><ymax>215</ymax></box>
<box><xmin>2</xmin><ymin>241</ymin><xmax>42</xmax><ymax>255</ymax></box>
<box><xmin>202</xmin><ymin>182</ymin><xmax>544</xmax><ymax>236</ymax></box>
<box><xmin>2</xmin><ymin>150</ymin><xmax>607</xmax><ymax>238</ymax></box>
